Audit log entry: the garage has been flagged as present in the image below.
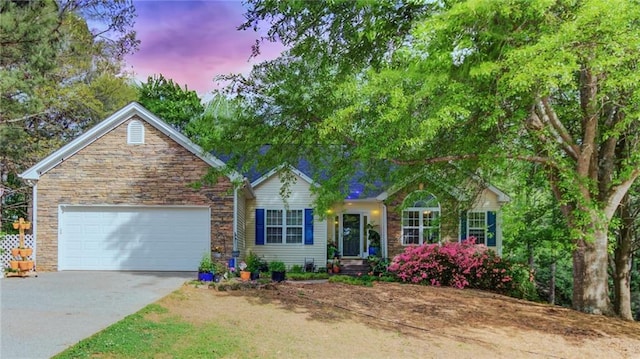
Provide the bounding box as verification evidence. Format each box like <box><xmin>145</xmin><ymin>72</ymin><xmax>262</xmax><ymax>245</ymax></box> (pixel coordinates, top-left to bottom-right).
<box><xmin>58</xmin><ymin>205</ymin><xmax>210</xmax><ymax>271</ymax></box>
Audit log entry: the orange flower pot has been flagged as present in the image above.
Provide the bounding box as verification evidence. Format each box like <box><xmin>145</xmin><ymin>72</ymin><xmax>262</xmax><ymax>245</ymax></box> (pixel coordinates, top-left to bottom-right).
<box><xmin>11</xmin><ymin>248</ymin><xmax>20</xmax><ymax>257</ymax></box>
<box><xmin>240</xmin><ymin>270</ymin><xmax>251</xmax><ymax>281</ymax></box>
<box><xmin>18</xmin><ymin>261</ymin><xmax>34</xmax><ymax>271</ymax></box>
<box><xmin>19</xmin><ymin>248</ymin><xmax>32</xmax><ymax>257</ymax></box>
<box><xmin>10</xmin><ymin>261</ymin><xmax>19</xmax><ymax>270</ymax></box>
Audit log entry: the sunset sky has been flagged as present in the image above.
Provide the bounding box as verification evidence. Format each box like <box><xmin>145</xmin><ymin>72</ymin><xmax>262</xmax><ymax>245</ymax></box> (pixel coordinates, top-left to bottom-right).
<box><xmin>125</xmin><ymin>0</ymin><xmax>284</xmax><ymax>98</ymax></box>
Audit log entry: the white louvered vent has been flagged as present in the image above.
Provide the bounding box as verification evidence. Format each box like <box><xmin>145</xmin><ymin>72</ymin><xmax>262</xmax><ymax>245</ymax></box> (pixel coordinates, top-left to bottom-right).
<box><xmin>127</xmin><ymin>120</ymin><xmax>145</xmax><ymax>144</ymax></box>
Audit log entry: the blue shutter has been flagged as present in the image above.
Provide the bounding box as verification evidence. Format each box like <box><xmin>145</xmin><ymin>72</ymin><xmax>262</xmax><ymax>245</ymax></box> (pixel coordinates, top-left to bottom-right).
<box><xmin>304</xmin><ymin>208</ymin><xmax>314</xmax><ymax>245</ymax></box>
<box><xmin>460</xmin><ymin>211</ymin><xmax>467</xmax><ymax>241</ymax></box>
<box><xmin>487</xmin><ymin>211</ymin><xmax>497</xmax><ymax>247</ymax></box>
<box><xmin>255</xmin><ymin>209</ymin><xmax>265</xmax><ymax>245</ymax></box>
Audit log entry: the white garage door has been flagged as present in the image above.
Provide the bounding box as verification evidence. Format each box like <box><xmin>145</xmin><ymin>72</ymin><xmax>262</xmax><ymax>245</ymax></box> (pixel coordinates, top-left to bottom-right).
<box><xmin>58</xmin><ymin>205</ymin><xmax>210</xmax><ymax>271</ymax></box>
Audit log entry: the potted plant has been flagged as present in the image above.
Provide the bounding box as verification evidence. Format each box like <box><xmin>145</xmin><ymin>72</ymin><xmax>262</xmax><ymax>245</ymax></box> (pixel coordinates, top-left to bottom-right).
<box><xmin>198</xmin><ymin>253</ymin><xmax>215</xmax><ymax>282</ymax></box>
<box><xmin>239</xmin><ymin>261</ymin><xmax>251</xmax><ymax>281</ymax></box>
<box><xmin>213</xmin><ymin>262</ymin><xmax>225</xmax><ymax>282</ymax></box>
<box><xmin>326</xmin><ymin>260</ymin><xmax>334</xmax><ymax>273</ymax></box>
<box><xmin>367</xmin><ymin>224</ymin><xmax>381</xmax><ymax>257</ymax></box>
<box><xmin>269</xmin><ymin>260</ymin><xmax>286</xmax><ymax>282</ymax></box>
<box><xmin>245</xmin><ymin>251</ymin><xmax>263</xmax><ymax>280</ymax></box>
<box><xmin>327</xmin><ymin>240</ymin><xmax>337</xmax><ymax>259</ymax></box>
<box><xmin>332</xmin><ymin>258</ymin><xmax>341</xmax><ymax>273</ymax></box>
<box><xmin>212</xmin><ymin>246</ymin><xmax>223</xmax><ymax>258</ymax></box>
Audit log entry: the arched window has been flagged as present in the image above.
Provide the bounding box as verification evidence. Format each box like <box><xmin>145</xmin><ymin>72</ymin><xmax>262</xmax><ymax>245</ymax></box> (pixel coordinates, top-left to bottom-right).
<box><xmin>127</xmin><ymin>120</ymin><xmax>145</xmax><ymax>144</ymax></box>
<box><xmin>401</xmin><ymin>192</ymin><xmax>441</xmax><ymax>245</ymax></box>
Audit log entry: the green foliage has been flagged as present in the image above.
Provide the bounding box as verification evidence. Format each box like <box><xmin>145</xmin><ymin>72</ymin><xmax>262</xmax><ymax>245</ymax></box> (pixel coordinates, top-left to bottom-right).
<box><xmin>328</xmin><ymin>275</ymin><xmax>374</xmax><ymax>287</ymax></box>
<box><xmin>366</xmin><ymin>256</ymin><xmax>391</xmax><ymax>277</ymax></box>
<box><xmin>198</xmin><ymin>253</ymin><xmax>214</xmax><ymax>273</ymax></box>
<box><xmin>268</xmin><ymin>260</ymin><xmax>286</xmax><ymax>272</ymax></box>
<box><xmin>137</xmin><ymin>74</ymin><xmax>203</xmax><ymax>132</ymax></box>
<box><xmin>218</xmin><ymin>0</ymin><xmax>640</xmax><ymax>314</ymax></box>
<box><xmin>245</xmin><ymin>251</ymin><xmax>268</xmax><ymax>273</ymax></box>
<box><xmin>288</xmin><ymin>264</ymin><xmax>304</xmax><ymax>273</ymax></box>
<box><xmin>287</xmin><ymin>272</ymin><xmax>330</xmax><ymax>281</ymax></box>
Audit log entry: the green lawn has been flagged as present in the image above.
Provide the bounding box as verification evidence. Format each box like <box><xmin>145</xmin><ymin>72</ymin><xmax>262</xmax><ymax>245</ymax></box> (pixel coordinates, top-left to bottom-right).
<box><xmin>53</xmin><ymin>304</ymin><xmax>249</xmax><ymax>359</ymax></box>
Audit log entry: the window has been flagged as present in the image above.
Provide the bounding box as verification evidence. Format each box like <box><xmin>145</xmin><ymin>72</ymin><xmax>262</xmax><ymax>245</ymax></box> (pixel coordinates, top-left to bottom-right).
<box><xmin>265</xmin><ymin>209</ymin><xmax>303</xmax><ymax>244</ymax></box>
<box><xmin>401</xmin><ymin>193</ymin><xmax>440</xmax><ymax>246</ymax></box>
<box><xmin>127</xmin><ymin>120</ymin><xmax>145</xmax><ymax>144</ymax></box>
<box><xmin>467</xmin><ymin>211</ymin><xmax>486</xmax><ymax>245</ymax></box>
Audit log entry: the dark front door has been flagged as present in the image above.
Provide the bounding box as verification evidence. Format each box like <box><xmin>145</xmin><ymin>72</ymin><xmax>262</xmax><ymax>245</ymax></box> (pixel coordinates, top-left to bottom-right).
<box><xmin>342</xmin><ymin>213</ymin><xmax>361</xmax><ymax>257</ymax></box>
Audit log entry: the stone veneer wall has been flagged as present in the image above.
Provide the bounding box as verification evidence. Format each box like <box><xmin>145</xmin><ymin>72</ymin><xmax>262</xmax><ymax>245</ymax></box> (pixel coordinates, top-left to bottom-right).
<box><xmin>35</xmin><ymin>116</ymin><xmax>234</xmax><ymax>271</ymax></box>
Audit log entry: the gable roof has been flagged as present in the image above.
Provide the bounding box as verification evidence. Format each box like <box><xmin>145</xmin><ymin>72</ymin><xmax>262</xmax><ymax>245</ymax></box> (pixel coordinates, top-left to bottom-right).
<box><xmin>251</xmin><ymin>164</ymin><xmax>316</xmax><ymax>188</ymax></box>
<box><xmin>19</xmin><ymin>102</ymin><xmax>242</xmax><ymax>182</ymax></box>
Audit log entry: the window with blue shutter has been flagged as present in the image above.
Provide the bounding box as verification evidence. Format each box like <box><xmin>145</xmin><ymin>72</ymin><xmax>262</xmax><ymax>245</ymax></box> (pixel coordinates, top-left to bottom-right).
<box><xmin>459</xmin><ymin>211</ymin><xmax>467</xmax><ymax>241</ymax></box>
<box><xmin>255</xmin><ymin>209</ymin><xmax>265</xmax><ymax>245</ymax></box>
<box><xmin>487</xmin><ymin>211</ymin><xmax>497</xmax><ymax>247</ymax></box>
<box><xmin>304</xmin><ymin>208</ymin><xmax>314</xmax><ymax>245</ymax></box>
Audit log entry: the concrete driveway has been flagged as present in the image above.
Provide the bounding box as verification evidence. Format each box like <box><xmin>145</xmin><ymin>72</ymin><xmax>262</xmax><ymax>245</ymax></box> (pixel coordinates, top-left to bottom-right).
<box><xmin>1</xmin><ymin>271</ymin><xmax>193</xmax><ymax>359</ymax></box>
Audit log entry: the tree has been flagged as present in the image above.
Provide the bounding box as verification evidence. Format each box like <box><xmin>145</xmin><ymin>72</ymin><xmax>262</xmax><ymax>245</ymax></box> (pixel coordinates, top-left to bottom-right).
<box><xmin>197</xmin><ymin>0</ymin><xmax>640</xmax><ymax>316</ymax></box>
<box><xmin>612</xmin><ymin>185</ymin><xmax>640</xmax><ymax>320</ymax></box>
<box><xmin>136</xmin><ymin>74</ymin><xmax>203</xmax><ymax>132</ymax></box>
<box><xmin>0</xmin><ymin>0</ymin><xmax>138</xmax><ymax>225</ymax></box>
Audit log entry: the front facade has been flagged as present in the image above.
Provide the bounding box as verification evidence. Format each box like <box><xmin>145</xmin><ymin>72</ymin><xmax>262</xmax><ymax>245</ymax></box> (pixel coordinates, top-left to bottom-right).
<box><xmin>21</xmin><ymin>103</ymin><xmax>509</xmax><ymax>272</ymax></box>
<box><xmin>20</xmin><ymin>103</ymin><xmax>238</xmax><ymax>271</ymax></box>
<box><xmin>239</xmin><ymin>167</ymin><xmax>509</xmax><ymax>268</ymax></box>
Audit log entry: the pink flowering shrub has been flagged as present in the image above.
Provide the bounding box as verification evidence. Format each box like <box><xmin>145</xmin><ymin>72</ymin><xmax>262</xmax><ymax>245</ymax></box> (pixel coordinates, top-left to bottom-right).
<box><xmin>388</xmin><ymin>238</ymin><xmax>513</xmax><ymax>292</ymax></box>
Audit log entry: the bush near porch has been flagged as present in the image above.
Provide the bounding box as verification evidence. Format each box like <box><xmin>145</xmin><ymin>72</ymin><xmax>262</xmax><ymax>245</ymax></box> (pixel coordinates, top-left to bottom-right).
<box><xmin>388</xmin><ymin>238</ymin><xmax>535</xmax><ymax>299</ymax></box>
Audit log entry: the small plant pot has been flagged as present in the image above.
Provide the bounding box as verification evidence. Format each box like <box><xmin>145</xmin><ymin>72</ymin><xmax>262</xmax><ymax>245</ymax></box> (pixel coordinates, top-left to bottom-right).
<box><xmin>11</xmin><ymin>248</ymin><xmax>20</xmax><ymax>257</ymax></box>
<box><xmin>10</xmin><ymin>261</ymin><xmax>19</xmax><ymax>270</ymax></box>
<box><xmin>19</xmin><ymin>248</ymin><xmax>33</xmax><ymax>258</ymax></box>
<box><xmin>12</xmin><ymin>222</ymin><xmax>19</xmax><ymax>230</ymax></box>
<box><xmin>213</xmin><ymin>252</ymin><xmax>222</xmax><ymax>258</ymax></box>
<box><xmin>333</xmin><ymin>266</ymin><xmax>341</xmax><ymax>274</ymax></box>
<box><xmin>368</xmin><ymin>246</ymin><xmax>380</xmax><ymax>256</ymax></box>
<box><xmin>198</xmin><ymin>272</ymin><xmax>214</xmax><ymax>282</ymax></box>
<box><xmin>271</xmin><ymin>271</ymin><xmax>286</xmax><ymax>282</ymax></box>
<box><xmin>240</xmin><ymin>270</ymin><xmax>251</xmax><ymax>281</ymax></box>
<box><xmin>18</xmin><ymin>261</ymin><xmax>34</xmax><ymax>271</ymax></box>
<box><xmin>250</xmin><ymin>271</ymin><xmax>260</xmax><ymax>280</ymax></box>
<box><xmin>213</xmin><ymin>274</ymin><xmax>222</xmax><ymax>283</ymax></box>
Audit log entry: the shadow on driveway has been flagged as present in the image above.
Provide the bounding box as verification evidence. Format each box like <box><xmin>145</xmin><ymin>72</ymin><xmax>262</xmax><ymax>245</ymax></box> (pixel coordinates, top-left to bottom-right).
<box><xmin>1</xmin><ymin>271</ymin><xmax>193</xmax><ymax>359</ymax></box>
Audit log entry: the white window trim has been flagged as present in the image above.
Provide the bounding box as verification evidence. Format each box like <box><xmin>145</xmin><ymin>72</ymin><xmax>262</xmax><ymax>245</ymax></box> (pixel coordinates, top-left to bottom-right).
<box><xmin>401</xmin><ymin>206</ymin><xmax>441</xmax><ymax>246</ymax></box>
<box><xmin>265</xmin><ymin>208</ymin><xmax>304</xmax><ymax>245</ymax></box>
<box><xmin>466</xmin><ymin>211</ymin><xmax>487</xmax><ymax>245</ymax></box>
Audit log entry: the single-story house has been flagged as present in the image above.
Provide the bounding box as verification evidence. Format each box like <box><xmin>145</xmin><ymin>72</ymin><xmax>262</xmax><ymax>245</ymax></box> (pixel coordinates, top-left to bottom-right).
<box><xmin>20</xmin><ymin>103</ymin><xmax>509</xmax><ymax>272</ymax></box>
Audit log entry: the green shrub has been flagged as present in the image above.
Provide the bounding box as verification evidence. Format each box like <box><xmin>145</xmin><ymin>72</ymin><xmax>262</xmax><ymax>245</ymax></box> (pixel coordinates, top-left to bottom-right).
<box><xmin>289</xmin><ymin>264</ymin><xmax>304</xmax><ymax>273</ymax></box>
<box><xmin>268</xmin><ymin>260</ymin><xmax>286</xmax><ymax>272</ymax></box>
<box><xmin>287</xmin><ymin>272</ymin><xmax>330</xmax><ymax>280</ymax></box>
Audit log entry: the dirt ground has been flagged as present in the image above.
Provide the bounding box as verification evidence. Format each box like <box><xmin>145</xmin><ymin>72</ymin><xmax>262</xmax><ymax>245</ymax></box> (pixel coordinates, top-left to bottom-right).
<box><xmin>158</xmin><ymin>281</ymin><xmax>640</xmax><ymax>359</ymax></box>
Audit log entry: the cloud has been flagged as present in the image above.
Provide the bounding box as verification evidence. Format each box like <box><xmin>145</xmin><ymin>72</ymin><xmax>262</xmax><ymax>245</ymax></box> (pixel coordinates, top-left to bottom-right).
<box><xmin>126</xmin><ymin>0</ymin><xmax>284</xmax><ymax>96</ymax></box>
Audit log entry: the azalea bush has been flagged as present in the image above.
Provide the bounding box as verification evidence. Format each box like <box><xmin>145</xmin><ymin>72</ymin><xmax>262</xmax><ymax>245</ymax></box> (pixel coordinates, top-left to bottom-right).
<box><xmin>388</xmin><ymin>238</ymin><xmax>514</xmax><ymax>293</ymax></box>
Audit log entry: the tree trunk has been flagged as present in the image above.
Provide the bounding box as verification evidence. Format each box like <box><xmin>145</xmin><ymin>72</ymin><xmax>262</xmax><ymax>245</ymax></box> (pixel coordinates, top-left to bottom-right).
<box><xmin>549</xmin><ymin>260</ymin><xmax>556</xmax><ymax>305</ymax></box>
<box><xmin>572</xmin><ymin>226</ymin><xmax>613</xmax><ymax>315</ymax></box>
<box><xmin>613</xmin><ymin>196</ymin><xmax>634</xmax><ymax>320</ymax></box>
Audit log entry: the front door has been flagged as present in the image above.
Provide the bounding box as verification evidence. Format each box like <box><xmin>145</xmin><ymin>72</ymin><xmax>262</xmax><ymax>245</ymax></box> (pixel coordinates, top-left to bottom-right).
<box><xmin>342</xmin><ymin>213</ymin><xmax>361</xmax><ymax>257</ymax></box>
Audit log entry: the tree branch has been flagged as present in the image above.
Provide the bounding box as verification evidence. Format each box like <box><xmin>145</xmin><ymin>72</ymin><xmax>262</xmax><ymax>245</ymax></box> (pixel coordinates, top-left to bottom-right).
<box><xmin>538</xmin><ymin>97</ymin><xmax>579</xmax><ymax>160</ymax></box>
<box><xmin>604</xmin><ymin>167</ymin><xmax>640</xmax><ymax>221</ymax></box>
<box><xmin>0</xmin><ymin>111</ymin><xmax>51</xmax><ymax>124</ymax></box>
<box><xmin>390</xmin><ymin>154</ymin><xmax>556</xmax><ymax>167</ymax></box>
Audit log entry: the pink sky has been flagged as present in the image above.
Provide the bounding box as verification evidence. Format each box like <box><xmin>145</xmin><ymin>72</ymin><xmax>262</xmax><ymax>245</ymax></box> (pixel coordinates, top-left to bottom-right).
<box><xmin>126</xmin><ymin>0</ymin><xmax>284</xmax><ymax>97</ymax></box>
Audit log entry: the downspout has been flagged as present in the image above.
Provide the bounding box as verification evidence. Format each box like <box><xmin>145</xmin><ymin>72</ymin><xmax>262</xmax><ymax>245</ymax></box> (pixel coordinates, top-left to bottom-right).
<box><xmin>233</xmin><ymin>186</ymin><xmax>238</xmax><ymax>252</ymax></box>
<box><xmin>29</xmin><ymin>181</ymin><xmax>38</xmax><ymax>265</ymax></box>
<box><xmin>382</xmin><ymin>204</ymin><xmax>388</xmax><ymax>258</ymax></box>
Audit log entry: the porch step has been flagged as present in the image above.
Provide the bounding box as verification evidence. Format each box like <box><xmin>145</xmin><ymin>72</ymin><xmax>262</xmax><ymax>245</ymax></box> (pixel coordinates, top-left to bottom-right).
<box><xmin>337</xmin><ymin>259</ymin><xmax>370</xmax><ymax>276</ymax></box>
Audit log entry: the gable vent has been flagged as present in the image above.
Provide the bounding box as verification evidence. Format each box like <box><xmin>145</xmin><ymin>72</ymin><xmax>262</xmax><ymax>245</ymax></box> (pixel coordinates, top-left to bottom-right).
<box><xmin>127</xmin><ymin>120</ymin><xmax>145</xmax><ymax>144</ymax></box>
